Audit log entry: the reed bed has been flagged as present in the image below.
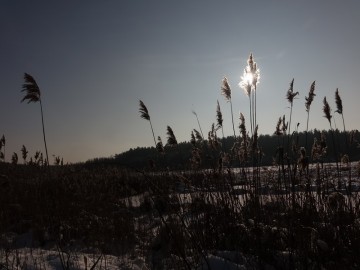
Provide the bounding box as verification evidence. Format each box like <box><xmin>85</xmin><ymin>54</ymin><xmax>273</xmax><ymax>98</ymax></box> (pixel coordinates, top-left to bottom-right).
<box><xmin>1</xmin><ymin>54</ymin><xmax>360</xmax><ymax>269</ymax></box>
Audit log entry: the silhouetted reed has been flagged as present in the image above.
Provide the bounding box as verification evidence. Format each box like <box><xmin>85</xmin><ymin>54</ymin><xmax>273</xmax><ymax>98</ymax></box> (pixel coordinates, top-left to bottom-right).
<box><xmin>21</xmin><ymin>73</ymin><xmax>49</xmax><ymax>165</ymax></box>
<box><xmin>139</xmin><ymin>100</ymin><xmax>157</xmax><ymax>148</ymax></box>
<box><xmin>166</xmin><ymin>126</ymin><xmax>178</xmax><ymax>146</ymax></box>
<box><xmin>323</xmin><ymin>96</ymin><xmax>341</xmax><ymax>186</ymax></box>
<box><xmin>221</xmin><ymin>77</ymin><xmax>237</xmax><ymax>138</ymax></box>
<box><xmin>335</xmin><ymin>88</ymin><xmax>348</xmax><ymax>147</ymax></box>
<box><xmin>239</xmin><ymin>53</ymin><xmax>260</xmax><ymax>138</ymax></box>
<box><xmin>216</xmin><ymin>100</ymin><xmax>226</xmax><ymax>150</ymax></box>
<box><xmin>305</xmin><ymin>81</ymin><xmax>316</xmax><ymax>150</ymax></box>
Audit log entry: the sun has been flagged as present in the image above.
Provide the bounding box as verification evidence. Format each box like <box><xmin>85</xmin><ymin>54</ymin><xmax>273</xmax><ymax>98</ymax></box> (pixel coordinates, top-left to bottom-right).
<box><xmin>243</xmin><ymin>71</ymin><xmax>254</xmax><ymax>86</ymax></box>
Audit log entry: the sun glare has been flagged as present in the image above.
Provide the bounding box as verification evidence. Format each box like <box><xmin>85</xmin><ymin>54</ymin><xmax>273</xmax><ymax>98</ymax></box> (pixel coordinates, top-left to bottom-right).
<box><xmin>239</xmin><ymin>54</ymin><xmax>260</xmax><ymax>96</ymax></box>
<box><xmin>244</xmin><ymin>71</ymin><xmax>254</xmax><ymax>86</ymax></box>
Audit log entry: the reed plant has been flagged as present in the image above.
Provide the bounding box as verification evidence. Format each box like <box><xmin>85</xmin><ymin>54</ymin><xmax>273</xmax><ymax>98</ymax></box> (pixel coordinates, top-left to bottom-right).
<box><xmin>323</xmin><ymin>96</ymin><xmax>341</xmax><ymax>184</ymax></box>
<box><xmin>139</xmin><ymin>100</ymin><xmax>157</xmax><ymax>148</ymax></box>
<box><xmin>215</xmin><ymin>100</ymin><xmax>226</xmax><ymax>150</ymax></box>
<box><xmin>286</xmin><ymin>79</ymin><xmax>299</xmax><ymax>151</ymax></box>
<box><xmin>192</xmin><ymin>110</ymin><xmax>205</xmax><ymax>140</ymax></box>
<box><xmin>239</xmin><ymin>53</ymin><xmax>260</xmax><ymax>138</ymax></box>
<box><xmin>221</xmin><ymin>77</ymin><xmax>236</xmax><ymax>138</ymax></box>
<box><xmin>21</xmin><ymin>73</ymin><xmax>49</xmax><ymax>165</ymax></box>
<box><xmin>305</xmin><ymin>81</ymin><xmax>316</xmax><ymax>150</ymax></box>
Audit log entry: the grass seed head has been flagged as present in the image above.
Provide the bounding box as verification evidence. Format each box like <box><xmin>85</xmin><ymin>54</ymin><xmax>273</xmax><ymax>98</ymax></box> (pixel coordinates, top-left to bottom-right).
<box><xmin>305</xmin><ymin>81</ymin><xmax>316</xmax><ymax>112</ymax></box>
<box><xmin>239</xmin><ymin>53</ymin><xmax>260</xmax><ymax>95</ymax></box>
<box><xmin>11</xmin><ymin>152</ymin><xmax>18</xmax><ymax>165</ymax></box>
<box><xmin>216</xmin><ymin>100</ymin><xmax>223</xmax><ymax>129</ymax></box>
<box><xmin>323</xmin><ymin>97</ymin><xmax>332</xmax><ymax>124</ymax></box>
<box><xmin>193</xmin><ymin>129</ymin><xmax>203</xmax><ymax>142</ymax></box>
<box><xmin>166</xmin><ymin>126</ymin><xmax>177</xmax><ymax>146</ymax></box>
<box><xmin>21</xmin><ymin>73</ymin><xmax>41</xmax><ymax>103</ymax></box>
<box><xmin>139</xmin><ymin>100</ymin><xmax>150</xmax><ymax>121</ymax></box>
<box><xmin>221</xmin><ymin>77</ymin><xmax>232</xmax><ymax>101</ymax></box>
<box><xmin>286</xmin><ymin>78</ymin><xmax>299</xmax><ymax>104</ymax></box>
<box><xmin>335</xmin><ymin>88</ymin><xmax>343</xmax><ymax>114</ymax></box>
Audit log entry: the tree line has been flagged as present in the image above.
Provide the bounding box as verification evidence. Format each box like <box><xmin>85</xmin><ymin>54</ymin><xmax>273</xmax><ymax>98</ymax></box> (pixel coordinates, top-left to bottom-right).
<box><xmin>87</xmin><ymin>129</ymin><xmax>360</xmax><ymax>170</ymax></box>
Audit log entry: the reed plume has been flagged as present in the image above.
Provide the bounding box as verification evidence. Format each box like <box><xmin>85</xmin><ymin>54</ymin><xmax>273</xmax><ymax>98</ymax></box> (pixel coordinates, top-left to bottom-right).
<box><xmin>21</xmin><ymin>73</ymin><xmax>49</xmax><ymax>165</ymax></box>
<box><xmin>286</xmin><ymin>79</ymin><xmax>299</xmax><ymax>136</ymax></box>
<box><xmin>305</xmin><ymin>81</ymin><xmax>316</xmax><ymax>112</ymax></box>
<box><xmin>305</xmin><ymin>81</ymin><xmax>316</xmax><ymax>149</ymax></box>
<box><xmin>239</xmin><ymin>113</ymin><xmax>248</xmax><ymax>164</ymax></box>
<box><xmin>335</xmin><ymin>88</ymin><xmax>348</xmax><ymax>147</ymax></box>
<box><xmin>221</xmin><ymin>77</ymin><xmax>236</xmax><ymax>137</ymax></box>
<box><xmin>216</xmin><ymin>100</ymin><xmax>223</xmax><ymax>130</ymax></box>
<box><xmin>21</xmin><ymin>145</ymin><xmax>28</xmax><ymax>164</ymax></box>
<box><xmin>239</xmin><ymin>53</ymin><xmax>260</xmax><ymax>137</ymax></box>
<box><xmin>139</xmin><ymin>100</ymin><xmax>157</xmax><ymax>148</ymax></box>
<box><xmin>285</xmin><ymin>79</ymin><xmax>298</xmax><ymax>159</ymax></box>
<box><xmin>166</xmin><ymin>126</ymin><xmax>177</xmax><ymax>146</ymax></box>
<box><xmin>22</xmin><ymin>73</ymin><xmax>40</xmax><ymax>103</ymax></box>
<box><xmin>221</xmin><ymin>77</ymin><xmax>231</xmax><ymax>101</ymax></box>
<box><xmin>286</xmin><ymin>79</ymin><xmax>299</xmax><ymax>104</ymax></box>
<box><xmin>323</xmin><ymin>96</ymin><xmax>340</xmax><ymax>179</ymax></box>
<box><xmin>139</xmin><ymin>100</ymin><xmax>150</xmax><ymax>120</ymax></box>
<box><xmin>193</xmin><ymin>129</ymin><xmax>203</xmax><ymax>143</ymax></box>
<box><xmin>323</xmin><ymin>97</ymin><xmax>332</xmax><ymax>125</ymax></box>
<box><xmin>11</xmin><ymin>152</ymin><xmax>18</xmax><ymax>165</ymax></box>
<box><xmin>334</xmin><ymin>88</ymin><xmax>342</xmax><ymax>114</ymax></box>
<box><xmin>216</xmin><ymin>100</ymin><xmax>225</xmax><ymax>149</ymax></box>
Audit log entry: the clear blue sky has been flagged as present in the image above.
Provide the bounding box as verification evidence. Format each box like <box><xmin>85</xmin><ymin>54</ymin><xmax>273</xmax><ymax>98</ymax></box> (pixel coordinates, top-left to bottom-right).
<box><xmin>1</xmin><ymin>0</ymin><xmax>360</xmax><ymax>163</ymax></box>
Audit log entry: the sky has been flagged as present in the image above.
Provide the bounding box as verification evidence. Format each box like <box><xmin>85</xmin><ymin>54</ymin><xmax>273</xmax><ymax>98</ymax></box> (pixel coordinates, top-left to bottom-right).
<box><xmin>1</xmin><ymin>0</ymin><xmax>360</xmax><ymax>163</ymax></box>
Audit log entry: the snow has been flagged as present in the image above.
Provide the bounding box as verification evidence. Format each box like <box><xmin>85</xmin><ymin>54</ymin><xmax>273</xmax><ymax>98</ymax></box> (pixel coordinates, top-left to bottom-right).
<box><xmin>0</xmin><ymin>248</ymin><xmax>149</xmax><ymax>270</ymax></box>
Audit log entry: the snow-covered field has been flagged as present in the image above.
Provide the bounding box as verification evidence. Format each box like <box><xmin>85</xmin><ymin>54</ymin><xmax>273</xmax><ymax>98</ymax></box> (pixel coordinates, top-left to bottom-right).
<box><xmin>1</xmin><ymin>162</ymin><xmax>360</xmax><ymax>269</ymax></box>
<box><xmin>0</xmin><ymin>247</ymin><xmax>149</xmax><ymax>270</ymax></box>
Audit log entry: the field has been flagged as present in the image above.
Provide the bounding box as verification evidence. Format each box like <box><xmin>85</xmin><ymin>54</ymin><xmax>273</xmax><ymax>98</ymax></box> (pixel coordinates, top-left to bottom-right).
<box><xmin>1</xmin><ymin>159</ymin><xmax>360</xmax><ymax>269</ymax></box>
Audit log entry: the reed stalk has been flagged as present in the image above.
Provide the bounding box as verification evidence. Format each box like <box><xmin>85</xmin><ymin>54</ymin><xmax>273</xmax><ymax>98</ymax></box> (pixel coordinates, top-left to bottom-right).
<box><xmin>21</xmin><ymin>73</ymin><xmax>49</xmax><ymax>165</ymax></box>
<box><xmin>323</xmin><ymin>97</ymin><xmax>340</xmax><ymax>182</ymax></box>
<box><xmin>192</xmin><ymin>110</ymin><xmax>205</xmax><ymax>140</ymax></box>
<box><xmin>139</xmin><ymin>100</ymin><xmax>157</xmax><ymax>148</ymax></box>
<box><xmin>305</xmin><ymin>81</ymin><xmax>316</xmax><ymax>150</ymax></box>
<box><xmin>221</xmin><ymin>77</ymin><xmax>236</xmax><ymax>138</ymax></box>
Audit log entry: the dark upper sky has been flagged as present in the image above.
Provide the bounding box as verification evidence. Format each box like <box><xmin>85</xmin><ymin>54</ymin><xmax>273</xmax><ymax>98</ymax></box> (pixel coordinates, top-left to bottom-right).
<box><xmin>1</xmin><ymin>0</ymin><xmax>360</xmax><ymax>163</ymax></box>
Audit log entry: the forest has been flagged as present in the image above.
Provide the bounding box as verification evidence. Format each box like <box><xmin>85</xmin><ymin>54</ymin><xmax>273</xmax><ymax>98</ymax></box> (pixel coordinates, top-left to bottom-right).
<box><xmin>90</xmin><ymin>129</ymin><xmax>360</xmax><ymax>171</ymax></box>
